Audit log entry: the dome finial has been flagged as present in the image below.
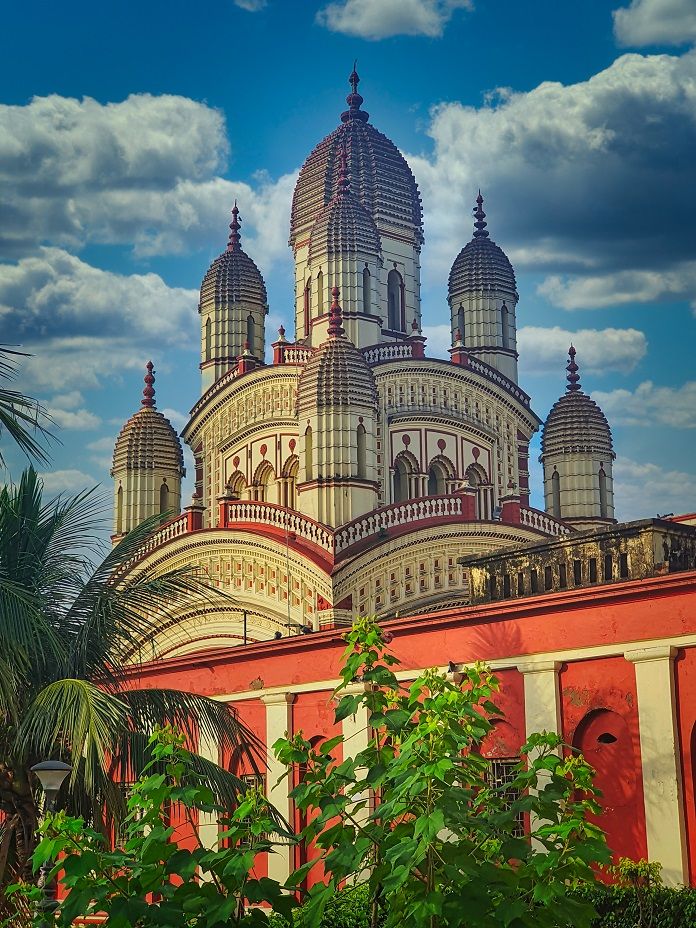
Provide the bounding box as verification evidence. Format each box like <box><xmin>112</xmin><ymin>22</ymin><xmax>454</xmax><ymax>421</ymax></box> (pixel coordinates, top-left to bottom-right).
<box><xmin>342</xmin><ymin>63</ymin><xmax>369</xmax><ymax>123</ymax></box>
<box><xmin>473</xmin><ymin>190</ymin><xmax>489</xmax><ymax>239</ymax></box>
<box><xmin>328</xmin><ymin>285</ymin><xmax>345</xmax><ymax>337</ymax></box>
<box><xmin>566</xmin><ymin>344</ymin><xmax>581</xmax><ymax>392</ymax></box>
<box><xmin>141</xmin><ymin>360</ymin><xmax>156</xmax><ymax>408</ymax></box>
<box><xmin>227</xmin><ymin>201</ymin><xmax>241</xmax><ymax>251</ymax></box>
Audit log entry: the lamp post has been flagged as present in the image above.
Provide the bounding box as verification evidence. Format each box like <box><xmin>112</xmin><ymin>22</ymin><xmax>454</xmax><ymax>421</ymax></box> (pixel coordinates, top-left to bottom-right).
<box><xmin>30</xmin><ymin>760</ymin><xmax>72</xmax><ymax>928</ymax></box>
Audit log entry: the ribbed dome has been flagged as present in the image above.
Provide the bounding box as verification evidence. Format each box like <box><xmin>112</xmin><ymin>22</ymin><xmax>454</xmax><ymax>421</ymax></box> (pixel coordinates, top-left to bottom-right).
<box><xmin>448</xmin><ymin>194</ymin><xmax>517</xmax><ymax>301</ymax></box>
<box><xmin>111</xmin><ymin>363</ymin><xmax>185</xmax><ymax>475</ymax></box>
<box><xmin>199</xmin><ymin>205</ymin><xmax>267</xmax><ymax>310</ymax></box>
<box><xmin>541</xmin><ymin>348</ymin><xmax>614</xmax><ymax>459</ymax></box>
<box><xmin>297</xmin><ymin>288</ymin><xmax>378</xmax><ymax>414</ymax></box>
<box><xmin>308</xmin><ymin>149</ymin><xmax>382</xmax><ymax>261</ymax></box>
<box><xmin>290</xmin><ymin>69</ymin><xmax>423</xmax><ymax>249</ymax></box>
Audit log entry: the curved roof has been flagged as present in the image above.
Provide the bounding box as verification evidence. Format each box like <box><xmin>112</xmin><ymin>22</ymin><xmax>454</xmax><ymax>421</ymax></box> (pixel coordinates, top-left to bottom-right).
<box><xmin>448</xmin><ymin>193</ymin><xmax>517</xmax><ymax>302</ymax></box>
<box><xmin>112</xmin><ymin>363</ymin><xmax>185</xmax><ymax>475</ymax></box>
<box><xmin>199</xmin><ymin>205</ymin><xmax>267</xmax><ymax>310</ymax></box>
<box><xmin>290</xmin><ymin>69</ymin><xmax>423</xmax><ymax>249</ymax></box>
<box><xmin>541</xmin><ymin>348</ymin><xmax>614</xmax><ymax>459</ymax></box>
<box><xmin>297</xmin><ymin>288</ymin><xmax>378</xmax><ymax>414</ymax></box>
<box><xmin>308</xmin><ymin>148</ymin><xmax>382</xmax><ymax>261</ymax></box>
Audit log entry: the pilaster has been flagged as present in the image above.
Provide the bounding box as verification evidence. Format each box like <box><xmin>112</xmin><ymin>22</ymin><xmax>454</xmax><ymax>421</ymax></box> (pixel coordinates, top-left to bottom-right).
<box><xmin>261</xmin><ymin>692</ymin><xmax>296</xmax><ymax>885</ymax></box>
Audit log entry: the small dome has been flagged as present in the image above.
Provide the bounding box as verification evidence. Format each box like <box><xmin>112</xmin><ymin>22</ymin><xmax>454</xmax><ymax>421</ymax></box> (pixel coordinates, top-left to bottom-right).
<box><xmin>111</xmin><ymin>363</ymin><xmax>185</xmax><ymax>475</ymax></box>
<box><xmin>290</xmin><ymin>69</ymin><xmax>423</xmax><ymax>250</ymax></box>
<box><xmin>297</xmin><ymin>287</ymin><xmax>378</xmax><ymax>414</ymax></box>
<box><xmin>448</xmin><ymin>193</ymin><xmax>517</xmax><ymax>302</ymax></box>
<box><xmin>199</xmin><ymin>204</ymin><xmax>267</xmax><ymax>310</ymax></box>
<box><xmin>541</xmin><ymin>348</ymin><xmax>614</xmax><ymax>459</ymax></box>
<box><xmin>308</xmin><ymin>147</ymin><xmax>382</xmax><ymax>261</ymax></box>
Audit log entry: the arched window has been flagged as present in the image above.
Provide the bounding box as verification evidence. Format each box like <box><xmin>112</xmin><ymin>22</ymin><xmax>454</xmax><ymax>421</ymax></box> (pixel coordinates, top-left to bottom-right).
<box><xmin>253</xmin><ymin>461</ymin><xmax>275</xmax><ymax>503</ymax></box>
<box><xmin>362</xmin><ymin>266</ymin><xmax>371</xmax><ymax>314</ymax></box>
<box><xmin>552</xmin><ymin>469</ymin><xmax>561</xmax><ymax>518</ymax></box>
<box><xmin>501</xmin><ymin>302</ymin><xmax>510</xmax><ymax>350</ymax></box>
<box><xmin>466</xmin><ymin>463</ymin><xmax>491</xmax><ymax>519</ymax></box>
<box><xmin>116</xmin><ymin>485</ymin><xmax>123</xmax><ymax>534</ymax></box>
<box><xmin>393</xmin><ymin>452</ymin><xmax>416</xmax><ymax>503</ymax></box>
<box><xmin>317</xmin><ymin>270</ymin><xmax>324</xmax><ymax>317</ymax></box>
<box><xmin>159</xmin><ymin>480</ymin><xmax>169</xmax><ymax>515</ymax></box>
<box><xmin>282</xmin><ymin>455</ymin><xmax>299</xmax><ymax>509</ymax></box>
<box><xmin>205</xmin><ymin>318</ymin><xmax>212</xmax><ymax>361</ymax></box>
<box><xmin>427</xmin><ymin>455</ymin><xmax>454</xmax><ymax>496</ymax></box>
<box><xmin>304</xmin><ymin>426</ymin><xmax>313</xmax><ymax>481</ymax></box>
<box><xmin>599</xmin><ymin>467</ymin><xmax>608</xmax><ymax>518</ymax></box>
<box><xmin>246</xmin><ymin>314</ymin><xmax>254</xmax><ymax>355</ymax></box>
<box><xmin>387</xmin><ymin>269</ymin><xmax>404</xmax><ymax>332</ymax></box>
<box><xmin>304</xmin><ymin>282</ymin><xmax>311</xmax><ymax>338</ymax></box>
<box><xmin>457</xmin><ymin>305</ymin><xmax>465</xmax><ymax>345</ymax></box>
<box><xmin>226</xmin><ymin>471</ymin><xmax>246</xmax><ymax>500</ymax></box>
<box><xmin>357</xmin><ymin>424</ymin><xmax>367</xmax><ymax>478</ymax></box>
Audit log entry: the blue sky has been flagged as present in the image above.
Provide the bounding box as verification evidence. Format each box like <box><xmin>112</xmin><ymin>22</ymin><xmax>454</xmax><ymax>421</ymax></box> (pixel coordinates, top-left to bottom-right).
<box><xmin>1</xmin><ymin>0</ymin><xmax>695</xmax><ymax>520</ymax></box>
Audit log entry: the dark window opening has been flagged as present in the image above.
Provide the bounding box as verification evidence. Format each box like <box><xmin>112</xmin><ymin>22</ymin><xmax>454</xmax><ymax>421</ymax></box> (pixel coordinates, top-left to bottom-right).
<box><xmin>530</xmin><ymin>569</ymin><xmax>538</xmax><ymax>593</ymax></box>
<box><xmin>503</xmin><ymin>573</ymin><xmax>511</xmax><ymax>597</ymax></box>
<box><xmin>589</xmin><ymin>558</ymin><xmax>598</xmax><ymax>583</ymax></box>
<box><xmin>604</xmin><ymin>554</ymin><xmax>613</xmax><ymax>581</ymax></box>
<box><xmin>573</xmin><ymin>560</ymin><xmax>582</xmax><ymax>585</ymax></box>
<box><xmin>619</xmin><ymin>552</ymin><xmax>629</xmax><ymax>579</ymax></box>
<box><xmin>597</xmin><ymin>732</ymin><xmax>617</xmax><ymax>744</ymax></box>
<box><xmin>559</xmin><ymin>563</ymin><xmax>567</xmax><ymax>589</ymax></box>
<box><xmin>517</xmin><ymin>572</ymin><xmax>525</xmax><ymax>596</ymax></box>
<box><xmin>544</xmin><ymin>565</ymin><xmax>553</xmax><ymax>590</ymax></box>
<box><xmin>489</xmin><ymin>573</ymin><xmax>497</xmax><ymax>599</ymax></box>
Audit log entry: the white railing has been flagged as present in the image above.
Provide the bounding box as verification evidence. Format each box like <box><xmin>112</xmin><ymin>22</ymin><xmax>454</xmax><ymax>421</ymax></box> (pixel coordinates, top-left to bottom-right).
<box><xmin>362</xmin><ymin>343</ymin><xmax>414</xmax><ymax>365</ymax></box>
<box><xmin>335</xmin><ymin>495</ymin><xmax>463</xmax><ymax>554</ymax></box>
<box><xmin>465</xmin><ymin>356</ymin><xmax>531</xmax><ymax>408</ymax></box>
<box><xmin>224</xmin><ymin>501</ymin><xmax>335</xmax><ymax>552</ymax></box>
<box><xmin>282</xmin><ymin>345</ymin><xmax>313</xmax><ymax>364</ymax></box>
<box><xmin>520</xmin><ymin>507</ymin><xmax>572</xmax><ymax>536</ymax></box>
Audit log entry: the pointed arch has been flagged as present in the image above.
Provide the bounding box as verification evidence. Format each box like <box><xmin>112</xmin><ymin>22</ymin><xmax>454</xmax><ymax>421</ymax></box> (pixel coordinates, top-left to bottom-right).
<box><xmin>205</xmin><ymin>318</ymin><xmax>212</xmax><ymax>361</ymax></box>
<box><xmin>252</xmin><ymin>460</ymin><xmax>276</xmax><ymax>503</ymax></box>
<box><xmin>304</xmin><ymin>426</ymin><xmax>313</xmax><ymax>481</ymax></box>
<box><xmin>393</xmin><ymin>450</ymin><xmax>418</xmax><ymax>503</ymax></box>
<box><xmin>362</xmin><ymin>266</ymin><xmax>371</xmax><ymax>315</ymax></box>
<box><xmin>226</xmin><ymin>471</ymin><xmax>247</xmax><ymax>500</ymax></box>
<box><xmin>427</xmin><ymin>454</ymin><xmax>455</xmax><ymax>496</ymax></box>
<box><xmin>317</xmin><ymin>269</ymin><xmax>324</xmax><ymax>316</ymax></box>
<box><xmin>116</xmin><ymin>484</ymin><xmax>123</xmax><ymax>534</ymax></box>
<box><xmin>303</xmin><ymin>281</ymin><xmax>311</xmax><ymax>338</ymax></box>
<box><xmin>246</xmin><ymin>314</ymin><xmax>255</xmax><ymax>355</ymax></box>
<box><xmin>282</xmin><ymin>454</ymin><xmax>299</xmax><ymax>509</ymax></box>
<box><xmin>466</xmin><ymin>462</ymin><xmax>492</xmax><ymax>520</ymax></box>
<box><xmin>387</xmin><ymin>269</ymin><xmax>404</xmax><ymax>332</ymax></box>
<box><xmin>552</xmin><ymin>469</ymin><xmax>561</xmax><ymax>518</ymax></box>
<box><xmin>159</xmin><ymin>479</ymin><xmax>169</xmax><ymax>515</ymax></box>
<box><xmin>457</xmin><ymin>305</ymin><xmax>465</xmax><ymax>345</ymax></box>
<box><xmin>501</xmin><ymin>302</ymin><xmax>510</xmax><ymax>350</ymax></box>
<box><xmin>599</xmin><ymin>466</ymin><xmax>608</xmax><ymax>518</ymax></box>
<box><xmin>357</xmin><ymin>424</ymin><xmax>367</xmax><ymax>478</ymax></box>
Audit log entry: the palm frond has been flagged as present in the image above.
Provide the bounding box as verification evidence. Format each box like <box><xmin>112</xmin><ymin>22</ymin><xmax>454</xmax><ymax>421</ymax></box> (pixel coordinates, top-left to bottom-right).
<box><xmin>16</xmin><ymin>679</ymin><xmax>129</xmax><ymax>790</ymax></box>
<box><xmin>0</xmin><ymin>347</ymin><xmax>55</xmax><ymax>466</ymax></box>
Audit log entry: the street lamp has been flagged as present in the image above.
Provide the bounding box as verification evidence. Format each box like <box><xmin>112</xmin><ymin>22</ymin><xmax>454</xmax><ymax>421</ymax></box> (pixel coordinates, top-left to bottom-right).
<box><xmin>30</xmin><ymin>760</ymin><xmax>72</xmax><ymax>928</ymax></box>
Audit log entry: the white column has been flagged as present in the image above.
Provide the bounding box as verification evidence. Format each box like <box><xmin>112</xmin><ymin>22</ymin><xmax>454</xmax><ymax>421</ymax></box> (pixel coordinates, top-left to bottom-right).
<box><xmin>197</xmin><ymin>727</ymin><xmax>220</xmax><ymax>878</ymax></box>
<box><xmin>341</xmin><ymin>684</ymin><xmax>371</xmax><ymax>878</ymax></box>
<box><xmin>624</xmin><ymin>646</ymin><xmax>687</xmax><ymax>886</ymax></box>
<box><xmin>261</xmin><ymin>692</ymin><xmax>295</xmax><ymax>885</ymax></box>
<box><xmin>517</xmin><ymin>660</ymin><xmax>561</xmax><ymax>845</ymax></box>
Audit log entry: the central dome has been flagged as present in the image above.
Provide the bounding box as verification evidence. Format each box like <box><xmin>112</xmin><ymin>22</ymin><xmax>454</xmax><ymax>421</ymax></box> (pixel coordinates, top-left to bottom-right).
<box><xmin>290</xmin><ymin>69</ymin><xmax>423</xmax><ymax>250</ymax></box>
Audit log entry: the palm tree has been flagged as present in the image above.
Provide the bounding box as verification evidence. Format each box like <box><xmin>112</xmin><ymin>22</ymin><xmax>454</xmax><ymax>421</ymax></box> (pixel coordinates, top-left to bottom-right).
<box><xmin>0</xmin><ymin>347</ymin><xmax>53</xmax><ymax>466</ymax></box>
<box><xmin>0</xmin><ymin>467</ymin><xmax>263</xmax><ymax>906</ymax></box>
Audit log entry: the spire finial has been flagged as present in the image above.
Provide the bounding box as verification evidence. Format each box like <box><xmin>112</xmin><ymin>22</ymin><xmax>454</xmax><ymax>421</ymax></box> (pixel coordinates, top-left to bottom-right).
<box><xmin>566</xmin><ymin>344</ymin><xmax>581</xmax><ymax>392</ymax></box>
<box><xmin>328</xmin><ymin>285</ymin><xmax>345</xmax><ymax>337</ymax></box>
<box><xmin>342</xmin><ymin>64</ymin><xmax>369</xmax><ymax>123</ymax></box>
<box><xmin>473</xmin><ymin>190</ymin><xmax>489</xmax><ymax>239</ymax></box>
<box><xmin>227</xmin><ymin>201</ymin><xmax>241</xmax><ymax>251</ymax></box>
<box><xmin>141</xmin><ymin>360</ymin><xmax>156</xmax><ymax>408</ymax></box>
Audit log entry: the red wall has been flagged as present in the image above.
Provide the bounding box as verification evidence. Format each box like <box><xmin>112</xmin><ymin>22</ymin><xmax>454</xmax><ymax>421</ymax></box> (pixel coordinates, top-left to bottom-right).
<box><xmin>675</xmin><ymin>648</ymin><xmax>696</xmax><ymax>884</ymax></box>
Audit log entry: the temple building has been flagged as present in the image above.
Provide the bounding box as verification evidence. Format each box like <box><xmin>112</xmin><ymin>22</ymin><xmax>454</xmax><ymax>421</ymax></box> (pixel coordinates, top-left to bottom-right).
<box><xmin>113</xmin><ymin>71</ymin><xmax>696</xmax><ymax>888</ymax></box>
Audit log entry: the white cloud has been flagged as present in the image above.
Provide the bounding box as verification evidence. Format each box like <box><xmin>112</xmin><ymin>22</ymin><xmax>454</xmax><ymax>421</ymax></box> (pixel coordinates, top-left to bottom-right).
<box><xmin>613</xmin><ymin>456</ymin><xmax>696</xmax><ymax>521</ymax></box>
<box><xmin>406</xmin><ymin>50</ymin><xmax>696</xmax><ymax>308</ymax></box>
<box><xmin>39</xmin><ymin>468</ymin><xmax>98</xmax><ymax>494</ymax></box>
<box><xmin>234</xmin><ymin>0</ymin><xmax>267</xmax><ymax>9</ymax></box>
<box><xmin>537</xmin><ymin>263</ymin><xmax>696</xmax><ymax>311</ymax></box>
<box><xmin>160</xmin><ymin>407</ymin><xmax>189</xmax><ymax>432</ymax></box>
<box><xmin>0</xmin><ymin>92</ymin><xmax>296</xmax><ymax>271</ymax></box>
<box><xmin>593</xmin><ymin>380</ymin><xmax>696</xmax><ymax>428</ymax></box>
<box><xmin>47</xmin><ymin>406</ymin><xmax>101</xmax><ymax>430</ymax></box>
<box><xmin>49</xmin><ymin>390</ymin><xmax>83</xmax><ymax>410</ymax></box>
<box><xmin>316</xmin><ymin>0</ymin><xmax>472</xmax><ymax>40</ymax></box>
<box><xmin>422</xmin><ymin>324</ymin><xmax>451</xmax><ymax>358</ymax></box>
<box><xmin>86</xmin><ymin>436</ymin><xmax>116</xmax><ymax>452</ymax></box>
<box><xmin>518</xmin><ymin>326</ymin><xmax>647</xmax><ymax>374</ymax></box>
<box><xmin>613</xmin><ymin>0</ymin><xmax>696</xmax><ymax>47</ymax></box>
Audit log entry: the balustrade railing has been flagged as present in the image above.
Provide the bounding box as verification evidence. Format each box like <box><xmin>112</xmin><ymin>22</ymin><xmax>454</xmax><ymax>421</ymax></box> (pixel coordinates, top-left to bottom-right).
<box><xmin>520</xmin><ymin>507</ymin><xmax>572</xmax><ymax>536</ymax></box>
<box><xmin>281</xmin><ymin>345</ymin><xmax>313</xmax><ymax>364</ymax></box>
<box><xmin>223</xmin><ymin>501</ymin><xmax>335</xmax><ymax>551</ymax></box>
<box><xmin>335</xmin><ymin>495</ymin><xmax>463</xmax><ymax>553</ymax></box>
<box><xmin>362</xmin><ymin>343</ymin><xmax>414</xmax><ymax>365</ymax></box>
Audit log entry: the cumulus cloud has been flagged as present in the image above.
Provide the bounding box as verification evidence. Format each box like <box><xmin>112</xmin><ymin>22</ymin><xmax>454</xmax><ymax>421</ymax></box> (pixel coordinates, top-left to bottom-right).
<box><xmin>517</xmin><ymin>326</ymin><xmax>647</xmax><ymax>374</ymax></box>
<box><xmin>593</xmin><ymin>380</ymin><xmax>696</xmax><ymax>428</ymax></box>
<box><xmin>234</xmin><ymin>0</ymin><xmax>267</xmax><ymax>9</ymax></box>
<box><xmin>613</xmin><ymin>456</ymin><xmax>696</xmax><ymax>520</ymax></box>
<box><xmin>0</xmin><ymin>93</ymin><xmax>296</xmax><ymax>270</ymax></box>
<box><xmin>613</xmin><ymin>0</ymin><xmax>696</xmax><ymax>47</ymax></box>
<box><xmin>407</xmin><ymin>50</ymin><xmax>696</xmax><ymax>308</ymax></box>
<box><xmin>316</xmin><ymin>0</ymin><xmax>472</xmax><ymax>40</ymax></box>
<box><xmin>86</xmin><ymin>436</ymin><xmax>116</xmax><ymax>452</ymax></box>
<box><xmin>46</xmin><ymin>405</ymin><xmax>101</xmax><ymax>430</ymax></box>
<box><xmin>160</xmin><ymin>407</ymin><xmax>189</xmax><ymax>432</ymax></box>
<box><xmin>538</xmin><ymin>263</ymin><xmax>696</xmax><ymax>311</ymax></box>
<box><xmin>38</xmin><ymin>469</ymin><xmax>99</xmax><ymax>494</ymax></box>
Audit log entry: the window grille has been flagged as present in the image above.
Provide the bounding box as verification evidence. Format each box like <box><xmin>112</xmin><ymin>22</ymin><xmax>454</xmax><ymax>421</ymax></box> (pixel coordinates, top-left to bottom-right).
<box><xmin>484</xmin><ymin>758</ymin><xmax>524</xmax><ymax>838</ymax></box>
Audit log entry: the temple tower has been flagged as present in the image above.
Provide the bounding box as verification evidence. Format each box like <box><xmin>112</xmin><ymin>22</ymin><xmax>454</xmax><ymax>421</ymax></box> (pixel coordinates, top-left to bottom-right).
<box><xmin>448</xmin><ymin>193</ymin><xmax>519</xmax><ymax>382</ymax></box>
<box><xmin>111</xmin><ymin>362</ymin><xmax>185</xmax><ymax>540</ymax></box>
<box><xmin>199</xmin><ymin>204</ymin><xmax>268</xmax><ymax>391</ymax></box>
<box><xmin>540</xmin><ymin>347</ymin><xmax>616</xmax><ymax>529</ymax></box>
